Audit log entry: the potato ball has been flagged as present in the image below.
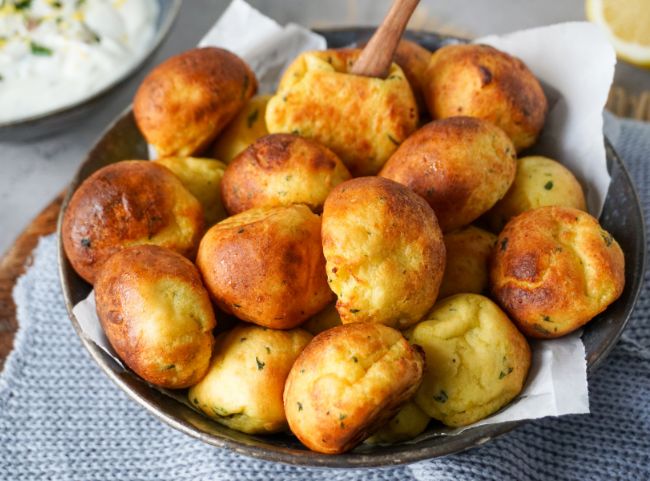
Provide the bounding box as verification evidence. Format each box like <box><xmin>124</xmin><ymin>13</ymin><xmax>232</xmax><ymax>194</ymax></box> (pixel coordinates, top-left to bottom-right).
<box><xmin>134</xmin><ymin>47</ymin><xmax>257</xmax><ymax>157</ymax></box>
<box><xmin>302</xmin><ymin>302</ymin><xmax>342</xmax><ymax>336</ymax></box>
<box><xmin>221</xmin><ymin>133</ymin><xmax>351</xmax><ymax>215</ymax></box>
<box><xmin>265</xmin><ymin>48</ymin><xmax>418</xmax><ymax>176</ymax></box>
<box><xmin>154</xmin><ymin>157</ymin><xmax>228</xmax><ymax>226</ymax></box>
<box><xmin>424</xmin><ymin>44</ymin><xmax>547</xmax><ymax>151</ymax></box>
<box><xmin>95</xmin><ymin>245</ymin><xmax>216</xmax><ymax>389</ymax></box>
<box><xmin>62</xmin><ymin>160</ymin><xmax>204</xmax><ymax>284</ymax></box>
<box><xmin>322</xmin><ymin>177</ymin><xmax>446</xmax><ymax>330</ymax></box>
<box><xmin>188</xmin><ymin>324</ymin><xmax>312</xmax><ymax>434</ymax></box>
<box><xmin>364</xmin><ymin>401</ymin><xmax>430</xmax><ymax>445</ymax></box>
<box><xmin>196</xmin><ymin>205</ymin><xmax>333</xmax><ymax>329</ymax></box>
<box><xmin>439</xmin><ymin>226</ymin><xmax>497</xmax><ymax>298</ymax></box>
<box><xmin>284</xmin><ymin>323</ymin><xmax>425</xmax><ymax>454</ymax></box>
<box><xmin>407</xmin><ymin>294</ymin><xmax>531</xmax><ymax>427</ymax></box>
<box><xmin>212</xmin><ymin>94</ymin><xmax>271</xmax><ymax>163</ymax></box>
<box><xmin>485</xmin><ymin>156</ymin><xmax>587</xmax><ymax>232</ymax></box>
<box><xmin>490</xmin><ymin>206</ymin><xmax>625</xmax><ymax>338</ymax></box>
<box><xmin>380</xmin><ymin>116</ymin><xmax>517</xmax><ymax>232</ymax></box>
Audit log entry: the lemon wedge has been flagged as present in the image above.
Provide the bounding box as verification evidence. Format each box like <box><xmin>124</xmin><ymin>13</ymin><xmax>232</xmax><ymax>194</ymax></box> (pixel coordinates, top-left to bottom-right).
<box><xmin>586</xmin><ymin>0</ymin><xmax>650</xmax><ymax>67</ymax></box>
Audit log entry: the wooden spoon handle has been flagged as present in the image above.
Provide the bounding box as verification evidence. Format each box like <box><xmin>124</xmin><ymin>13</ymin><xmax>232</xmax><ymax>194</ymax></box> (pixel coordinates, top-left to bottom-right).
<box><xmin>350</xmin><ymin>0</ymin><xmax>420</xmax><ymax>78</ymax></box>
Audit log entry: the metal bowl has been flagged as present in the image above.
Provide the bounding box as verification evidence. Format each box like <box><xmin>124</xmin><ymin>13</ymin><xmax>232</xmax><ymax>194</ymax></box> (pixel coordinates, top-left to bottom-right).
<box><xmin>57</xmin><ymin>29</ymin><xmax>646</xmax><ymax>468</ymax></box>
<box><xmin>0</xmin><ymin>0</ymin><xmax>182</xmax><ymax>142</ymax></box>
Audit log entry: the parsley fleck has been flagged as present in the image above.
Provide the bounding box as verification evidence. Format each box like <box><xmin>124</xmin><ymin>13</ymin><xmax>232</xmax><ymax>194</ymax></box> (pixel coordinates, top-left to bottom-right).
<box><xmin>14</xmin><ymin>0</ymin><xmax>32</xmax><ymax>10</ymax></box>
<box><xmin>246</xmin><ymin>109</ymin><xmax>258</xmax><ymax>128</ymax></box>
<box><xmin>265</xmin><ymin>346</ymin><xmax>271</xmax><ymax>354</ymax></box>
<box><xmin>339</xmin><ymin>413</ymin><xmax>347</xmax><ymax>420</ymax></box>
<box><xmin>192</xmin><ymin>397</ymin><xmax>199</xmax><ymax>405</ymax></box>
<box><xmin>544</xmin><ymin>181</ymin><xmax>554</xmax><ymax>190</ymax></box>
<box><xmin>352</xmin><ymin>356</ymin><xmax>358</xmax><ymax>363</ymax></box>
<box><xmin>499</xmin><ymin>367</ymin><xmax>513</xmax><ymax>379</ymax></box>
<box><xmin>297</xmin><ymin>402</ymin><xmax>303</xmax><ymax>411</ymax></box>
<box><xmin>237</xmin><ymin>228</ymin><xmax>245</xmax><ymax>234</ymax></box>
<box><xmin>30</xmin><ymin>42</ymin><xmax>53</xmax><ymax>56</ymax></box>
<box><xmin>433</xmin><ymin>390</ymin><xmax>448</xmax><ymax>403</ymax></box>
<box><xmin>542</xmin><ymin>315</ymin><xmax>552</xmax><ymax>322</ymax></box>
<box><xmin>350</xmin><ymin>309</ymin><xmax>360</xmax><ymax>314</ymax></box>
<box><xmin>601</xmin><ymin>232</ymin><xmax>613</xmax><ymax>247</ymax></box>
<box><xmin>255</xmin><ymin>356</ymin><xmax>265</xmax><ymax>370</ymax></box>
<box><xmin>500</xmin><ymin>237</ymin><xmax>509</xmax><ymax>252</ymax></box>
<box><xmin>533</xmin><ymin>324</ymin><xmax>551</xmax><ymax>335</ymax></box>
<box><xmin>80</xmin><ymin>238</ymin><xmax>91</xmax><ymax>248</ymax></box>
<box><xmin>164</xmin><ymin>364</ymin><xmax>175</xmax><ymax>370</ymax></box>
<box><xmin>387</xmin><ymin>134</ymin><xmax>400</xmax><ymax>146</ymax></box>
<box><xmin>240</xmin><ymin>337</ymin><xmax>247</xmax><ymax>343</ymax></box>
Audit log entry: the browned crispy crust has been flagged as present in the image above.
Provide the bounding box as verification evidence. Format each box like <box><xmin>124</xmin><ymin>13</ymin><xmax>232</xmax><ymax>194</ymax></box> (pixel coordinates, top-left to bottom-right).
<box><xmin>322</xmin><ymin>177</ymin><xmax>446</xmax><ymax>329</ymax></box>
<box><xmin>134</xmin><ymin>47</ymin><xmax>257</xmax><ymax>157</ymax></box>
<box><xmin>424</xmin><ymin>44</ymin><xmax>547</xmax><ymax>151</ymax></box>
<box><xmin>221</xmin><ymin>133</ymin><xmax>351</xmax><ymax>215</ymax></box>
<box><xmin>196</xmin><ymin>205</ymin><xmax>334</xmax><ymax>329</ymax></box>
<box><xmin>490</xmin><ymin>206</ymin><xmax>625</xmax><ymax>338</ymax></box>
<box><xmin>380</xmin><ymin>117</ymin><xmax>516</xmax><ymax>232</ymax></box>
<box><xmin>283</xmin><ymin>323</ymin><xmax>424</xmax><ymax>454</ymax></box>
<box><xmin>62</xmin><ymin>160</ymin><xmax>204</xmax><ymax>284</ymax></box>
<box><xmin>95</xmin><ymin>245</ymin><xmax>216</xmax><ymax>388</ymax></box>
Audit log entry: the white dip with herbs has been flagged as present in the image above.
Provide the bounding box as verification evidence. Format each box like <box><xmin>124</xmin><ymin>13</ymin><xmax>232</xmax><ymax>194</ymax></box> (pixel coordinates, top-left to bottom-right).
<box><xmin>0</xmin><ymin>0</ymin><xmax>159</xmax><ymax>122</ymax></box>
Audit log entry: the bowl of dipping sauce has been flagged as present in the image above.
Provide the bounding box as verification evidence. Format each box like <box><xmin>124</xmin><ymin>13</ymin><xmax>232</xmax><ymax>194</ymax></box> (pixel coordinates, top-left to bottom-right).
<box><xmin>0</xmin><ymin>0</ymin><xmax>181</xmax><ymax>141</ymax></box>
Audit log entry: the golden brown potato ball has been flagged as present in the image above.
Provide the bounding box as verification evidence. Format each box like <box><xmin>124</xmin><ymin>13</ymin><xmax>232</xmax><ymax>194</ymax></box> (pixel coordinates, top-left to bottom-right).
<box><xmin>423</xmin><ymin>44</ymin><xmax>547</xmax><ymax>152</ymax></box>
<box><xmin>221</xmin><ymin>133</ymin><xmax>351</xmax><ymax>215</ymax></box>
<box><xmin>188</xmin><ymin>324</ymin><xmax>312</xmax><ymax>434</ymax></box>
<box><xmin>284</xmin><ymin>323</ymin><xmax>424</xmax><ymax>454</ymax></box>
<box><xmin>134</xmin><ymin>47</ymin><xmax>257</xmax><ymax>157</ymax></box>
<box><xmin>490</xmin><ymin>206</ymin><xmax>625</xmax><ymax>338</ymax></box>
<box><xmin>439</xmin><ymin>226</ymin><xmax>497</xmax><ymax>298</ymax></box>
<box><xmin>302</xmin><ymin>302</ymin><xmax>342</xmax><ymax>336</ymax></box>
<box><xmin>485</xmin><ymin>156</ymin><xmax>587</xmax><ymax>232</ymax></box>
<box><xmin>322</xmin><ymin>177</ymin><xmax>446</xmax><ymax>330</ymax></box>
<box><xmin>62</xmin><ymin>160</ymin><xmax>204</xmax><ymax>284</ymax></box>
<box><xmin>364</xmin><ymin>401</ymin><xmax>430</xmax><ymax>445</ymax></box>
<box><xmin>212</xmin><ymin>94</ymin><xmax>271</xmax><ymax>163</ymax></box>
<box><xmin>407</xmin><ymin>294</ymin><xmax>530</xmax><ymax>427</ymax></box>
<box><xmin>95</xmin><ymin>245</ymin><xmax>216</xmax><ymax>389</ymax></box>
<box><xmin>196</xmin><ymin>205</ymin><xmax>333</xmax><ymax>329</ymax></box>
<box><xmin>154</xmin><ymin>157</ymin><xmax>228</xmax><ymax>226</ymax></box>
<box><xmin>380</xmin><ymin>116</ymin><xmax>517</xmax><ymax>232</ymax></box>
<box><xmin>265</xmin><ymin>48</ymin><xmax>418</xmax><ymax>176</ymax></box>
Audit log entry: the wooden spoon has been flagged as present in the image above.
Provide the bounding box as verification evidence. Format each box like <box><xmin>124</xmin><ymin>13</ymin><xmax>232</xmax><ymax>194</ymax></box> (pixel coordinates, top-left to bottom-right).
<box><xmin>350</xmin><ymin>0</ymin><xmax>420</xmax><ymax>78</ymax></box>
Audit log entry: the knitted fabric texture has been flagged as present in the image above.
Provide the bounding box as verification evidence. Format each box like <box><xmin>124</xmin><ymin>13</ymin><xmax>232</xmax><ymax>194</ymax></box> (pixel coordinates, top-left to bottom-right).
<box><xmin>1</xmin><ymin>115</ymin><xmax>649</xmax><ymax>480</ymax></box>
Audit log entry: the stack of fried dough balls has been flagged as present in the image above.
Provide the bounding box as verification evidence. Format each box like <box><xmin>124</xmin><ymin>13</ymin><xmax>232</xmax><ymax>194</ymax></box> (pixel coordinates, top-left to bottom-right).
<box><xmin>62</xmin><ymin>39</ymin><xmax>627</xmax><ymax>456</ymax></box>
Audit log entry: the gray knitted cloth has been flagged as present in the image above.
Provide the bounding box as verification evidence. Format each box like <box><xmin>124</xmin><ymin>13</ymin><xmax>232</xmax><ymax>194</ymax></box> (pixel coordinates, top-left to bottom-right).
<box><xmin>1</xmin><ymin>115</ymin><xmax>649</xmax><ymax>481</ymax></box>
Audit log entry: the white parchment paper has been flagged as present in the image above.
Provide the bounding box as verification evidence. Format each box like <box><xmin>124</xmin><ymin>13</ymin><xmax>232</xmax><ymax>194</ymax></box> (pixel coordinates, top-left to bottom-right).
<box><xmin>79</xmin><ymin>0</ymin><xmax>621</xmax><ymax>434</ymax></box>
